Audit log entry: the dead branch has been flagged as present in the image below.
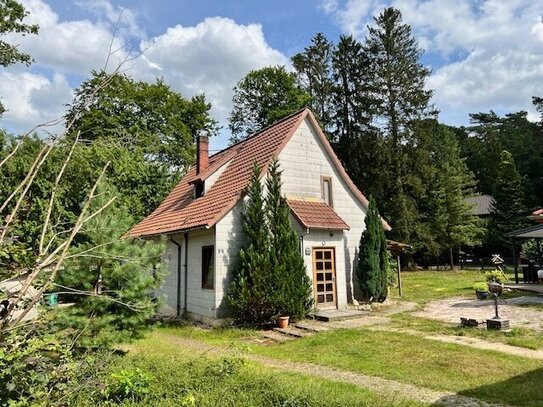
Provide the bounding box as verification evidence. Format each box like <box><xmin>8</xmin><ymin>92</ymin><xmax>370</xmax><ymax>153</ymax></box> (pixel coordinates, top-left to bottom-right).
<box><xmin>38</xmin><ymin>133</ymin><xmax>80</xmax><ymax>255</ymax></box>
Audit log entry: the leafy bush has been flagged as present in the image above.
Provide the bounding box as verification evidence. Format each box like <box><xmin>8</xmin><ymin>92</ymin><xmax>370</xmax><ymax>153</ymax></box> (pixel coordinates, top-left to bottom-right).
<box><xmin>473</xmin><ymin>282</ymin><xmax>489</xmax><ymax>292</ymax></box>
<box><xmin>104</xmin><ymin>368</ymin><xmax>154</xmax><ymax>401</ymax></box>
<box><xmin>485</xmin><ymin>270</ymin><xmax>508</xmax><ymax>284</ymax></box>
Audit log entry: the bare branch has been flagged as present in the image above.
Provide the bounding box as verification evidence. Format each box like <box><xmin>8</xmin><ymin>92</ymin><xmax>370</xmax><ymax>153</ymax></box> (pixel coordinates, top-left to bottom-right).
<box><xmin>0</xmin><ymin>139</ymin><xmax>23</xmax><ymax>170</ymax></box>
<box><xmin>39</xmin><ymin>133</ymin><xmax>80</xmax><ymax>255</ymax></box>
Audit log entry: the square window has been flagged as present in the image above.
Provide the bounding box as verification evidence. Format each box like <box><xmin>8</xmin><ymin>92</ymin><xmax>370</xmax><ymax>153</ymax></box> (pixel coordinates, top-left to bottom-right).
<box><xmin>201</xmin><ymin>246</ymin><xmax>214</xmax><ymax>289</ymax></box>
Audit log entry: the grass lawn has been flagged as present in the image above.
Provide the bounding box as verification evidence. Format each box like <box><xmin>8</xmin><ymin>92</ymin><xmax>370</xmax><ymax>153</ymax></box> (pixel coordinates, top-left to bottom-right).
<box><xmin>69</xmin><ymin>333</ymin><xmax>424</xmax><ymax>407</ymax></box>
<box><xmin>388</xmin><ymin>269</ymin><xmax>486</xmax><ymax>304</ymax></box>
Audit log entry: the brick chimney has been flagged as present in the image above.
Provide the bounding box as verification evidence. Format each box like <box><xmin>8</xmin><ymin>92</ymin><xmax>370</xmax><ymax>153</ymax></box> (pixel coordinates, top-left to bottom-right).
<box><xmin>196</xmin><ymin>132</ymin><xmax>209</xmax><ymax>174</ymax></box>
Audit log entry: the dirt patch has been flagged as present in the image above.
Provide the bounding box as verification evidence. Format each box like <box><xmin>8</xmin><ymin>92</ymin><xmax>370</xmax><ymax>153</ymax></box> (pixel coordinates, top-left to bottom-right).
<box><xmin>413</xmin><ymin>296</ymin><xmax>543</xmax><ymax>331</ymax></box>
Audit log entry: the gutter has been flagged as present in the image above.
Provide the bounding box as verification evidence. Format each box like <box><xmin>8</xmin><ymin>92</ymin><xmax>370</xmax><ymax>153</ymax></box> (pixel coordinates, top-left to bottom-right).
<box><xmin>170</xmin><ymin>236</ymin><xmax>183</xmax><ymax>318</ymax></box>
<box><xmin>183</xmin><ymin>232</ymin><xmax>188</xmax><ymax>312</ymax></box>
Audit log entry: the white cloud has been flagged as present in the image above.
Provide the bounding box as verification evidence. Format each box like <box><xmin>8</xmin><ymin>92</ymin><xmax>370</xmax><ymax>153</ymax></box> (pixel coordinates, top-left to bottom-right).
<box><xmin>0</xmin><ymin>70</ymin><xmax>72</xmax><ymax>132</ymax></box>
<box><xmin>321</xmin><ymin>0</ymin><xmax>543</xmax><ymax>123</ymax></box>
<box><xmin>131</xmin><ymin>17</ymin><xmax>288</xmax><ymax>123</ymax></box>
<box><xmin>1</xmin><ymin>2</ymin><xmax>288</xmax><ymax>143</ymax></box>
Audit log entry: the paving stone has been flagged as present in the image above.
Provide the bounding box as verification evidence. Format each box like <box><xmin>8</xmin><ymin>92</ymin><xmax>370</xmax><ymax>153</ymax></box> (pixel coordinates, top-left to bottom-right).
<box><xmin>273</xmin><ymin>326</ymin><xmax>313</xmax><ymax>338</ymax></box>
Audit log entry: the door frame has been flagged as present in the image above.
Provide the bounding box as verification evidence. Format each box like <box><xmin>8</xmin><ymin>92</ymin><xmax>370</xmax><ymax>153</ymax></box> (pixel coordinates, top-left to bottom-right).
<box><xmin>311</xmin><ymin>247</ymin><xmax>337</xmax><ymax>309</ymax></box>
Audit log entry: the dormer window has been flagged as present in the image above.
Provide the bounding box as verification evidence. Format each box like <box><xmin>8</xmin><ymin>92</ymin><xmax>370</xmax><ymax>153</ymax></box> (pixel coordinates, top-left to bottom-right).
<box><xmin>194</xmin><ymin>180</ymin><xmax>204</xmax><ymax>198</ymax></box>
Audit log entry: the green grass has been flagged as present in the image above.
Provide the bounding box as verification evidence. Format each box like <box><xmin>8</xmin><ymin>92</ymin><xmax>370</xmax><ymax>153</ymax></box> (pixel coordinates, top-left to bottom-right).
<box><xmin>390</xmin><ymin>313</ymin><xmax>543</xmax><ymax>350</ymax></box>
<box><xmin>69</xmin><ymin>332</ymin><xmax>424</xmax><ymax>407</ymax></box>
<box><xmin>389</xmin><ymin>269</ymin><xmax>486</xmax><ymax>304</ymax></box>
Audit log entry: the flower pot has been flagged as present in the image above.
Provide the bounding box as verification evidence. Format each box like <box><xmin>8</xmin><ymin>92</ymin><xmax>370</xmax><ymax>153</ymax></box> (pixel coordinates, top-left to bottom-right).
<box><xmin>277</xmin><ymin>316</ymin><xmax>290</xmax><ymax>328</ymax></box>
<box><xmin>475</xmin><ymin>290</ymin><xmax>489</xmax><ymax>300</ymax></box>
<box><xmin>488</xmin><ymin>283</ymin><xmax>503</xmax><ymax>295</ymax></box>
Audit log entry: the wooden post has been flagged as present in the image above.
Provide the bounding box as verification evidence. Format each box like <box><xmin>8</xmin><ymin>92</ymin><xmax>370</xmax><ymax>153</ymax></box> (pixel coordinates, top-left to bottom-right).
<box><xmin>512</xmin><ymin>240</ymin><xmax>519</xmax><ymax>284</ymax></box>
<box><xmin>537</xmin><ymin>238</ymin><xmax>542</xmax><ymax>268</ymax></box>
<box><xmin>397</xmin><ymin>252</ymin><xmax>402</xmax><ymax>296</ymax></box>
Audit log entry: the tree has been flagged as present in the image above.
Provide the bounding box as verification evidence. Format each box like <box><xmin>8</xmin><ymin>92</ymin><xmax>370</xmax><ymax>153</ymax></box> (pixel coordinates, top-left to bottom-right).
<box><xmin>265</xmin><ymin>158</ymin><xmax>312</xmax><ymax>319</ymax></box>
<box><xmin>55</xmin><ymin>185</ymin><xmax>165</xmax><ymax>347</ymax></box>
<box><xmin>490</xmin><ymin>150</ymin><xmax>527</xmax><ymax>251</ymax></box>
<box><xmin>228</xmin><ymin>66</ymin><xmax>311</xmax><ymax>143</ymax></box>
<box><xmin>65</xmin><ymin>70</ymin><xmax>219</xmax><ymax>170</ymax></box>
<box><xmin>292</xmin><ymin>33</ymin><xmax>334</xmax><ymax>133</ymax></box>
<box><xmin>357</xmin><ymin>197</ymin><xmax>388</xmax><ymax>302</ymax></box>
<box><xmin>362</xmin><ymin>7</ymin><xmax>435</xmax><ymax>244</ymax></box>
<box><xmin>0</xmin><ymin>0</ymin><xmax>39</xmax><ymax>115</ymax></box>
<box><xmin>227</xmin><ymin>159</ymin><xmax>312</xmax><ymax>324</ymax></box>
<box><xmin>227</xmin><ymin>161</ymin><xmax>274</xmax><ymax>323</ymax></box>
<box><xmin>427</xmin><ymin>123</ymin><xmax>484</xmax><ymax>268</ymax></box>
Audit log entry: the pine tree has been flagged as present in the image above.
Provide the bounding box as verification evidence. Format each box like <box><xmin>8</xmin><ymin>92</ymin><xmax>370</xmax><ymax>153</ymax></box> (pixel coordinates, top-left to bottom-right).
<box><xmin>292</xmin><ymin>32</ymin><xmax>334</xmax><ymax>133</ymax></box>
<box><xmin>227</xmin><ymin>161</ymin><xmax>274</xmax><ymax>323</ymax></box>
<box><xmin>56</xmin><ymin>184</ymin><xmax>165</xmax><ymax>347</ymax></box>
<box><xmin>490</xmin><ymin>150</ymin><xmax>527</xmax><ymax>251</ymax></box>
<box><xmin>363</xmin><ymin>7</ymin><xmax>435</xmax><ymax>244</ymax></box>
<box><xmin>357</xmin><ymin>197</ymin><xmax>388</xmax><ymax>302</ymax></box>
<box><xmin>265</xmin><ymin>158</ymin><xmax>312</xmax><ymax>320</ymax></box>
<box><xmin>428</xmin><ymin>124</ymin><xmax>484</xmax><ymax>268</ymax></box>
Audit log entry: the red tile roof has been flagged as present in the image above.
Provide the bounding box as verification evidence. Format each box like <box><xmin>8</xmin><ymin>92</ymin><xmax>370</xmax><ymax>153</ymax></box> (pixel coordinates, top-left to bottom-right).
<box><xmin>130</xmin><ymin>108</ymin><xmax>389</xmax><ymax>238</ymax></box>
<box><xmin>288</xmin><ymin>199</ymin><xmax>349</xmax><ymax>230</ymax></box>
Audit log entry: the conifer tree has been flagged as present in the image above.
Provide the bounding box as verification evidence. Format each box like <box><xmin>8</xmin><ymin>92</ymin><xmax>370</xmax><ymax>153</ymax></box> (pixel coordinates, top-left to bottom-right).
<box><xmin>265</xmin><ymin>158</ymin><xmax>312</xmax><ymax>320</ymax></box>
<box><xmin>428</xmin><ymin>124</ymin><xmax>484</xmax><ymax>268</ymax></box>
<box><xmin>490</xmin><ymin>150</ymin><xmax>527</xmax><ymax>251</ymax></box>
<box><xmin>363</xmin><ymin>7</ymin><xmax>435</xmax><ymax>244</ymax></box>
<box><xmin>357</xmin><ymin>197</ymin><xmax>388</xmax><ymax>302</ymax></box>
<box><xmin>227</xmin><ymin>161</ymin><xmax>273</xmax><ymax>323</ymax></box>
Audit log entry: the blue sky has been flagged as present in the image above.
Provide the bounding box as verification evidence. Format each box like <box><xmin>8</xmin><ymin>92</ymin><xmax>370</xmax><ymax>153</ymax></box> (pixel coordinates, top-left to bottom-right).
<box><xmin>1</xmin><ymin>0</ymin><xmax>543</xmax><ymax>151</ymax></box>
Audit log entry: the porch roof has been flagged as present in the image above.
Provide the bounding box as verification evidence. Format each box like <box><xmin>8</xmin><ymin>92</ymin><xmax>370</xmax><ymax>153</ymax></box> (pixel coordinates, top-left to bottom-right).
<box><xmin>507</xmin><ymin>224</ymin><xmax>543</xmax><ymax>239</ymax></box>
<box><xmin>287</xmin><ymin>199</ymin><xmax>349</xmax><ymax>231</ymax></box>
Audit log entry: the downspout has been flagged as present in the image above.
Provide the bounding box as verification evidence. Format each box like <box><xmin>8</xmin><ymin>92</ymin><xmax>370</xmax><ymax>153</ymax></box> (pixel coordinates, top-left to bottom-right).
<box><xmin>299</xmin><ymin>228</ymin><xmax>309</xmax><ymax>254</ymax></box>
<box><xmin>183</xmin><ymin>233</ymin><xmax>189</xmax><ymax>312</ymax></box>
<box><xmin>170</xmin><ymin>236</ymin><xmax>182</xmax><ymax>318</ymax></box>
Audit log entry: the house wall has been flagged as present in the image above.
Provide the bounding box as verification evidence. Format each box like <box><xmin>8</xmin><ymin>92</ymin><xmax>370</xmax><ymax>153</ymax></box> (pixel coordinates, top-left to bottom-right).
<box><xmin>215</xmin><ymin>200</ymin><xmax>246</xmax><ymax>318</ymax></box>
<box><xmin>156</xmin><ymin>235</ymin><xmax>183</xmax><ymax>316</ymax></box>
<box><xmin>278</xmin><ymin>117</ymin><xmax>368</xmax><ymax>303</ymax></box>
<box><xmin>294</xmin><ymin>221</ymin><xmax>347</xmax><ymax>309</ymax></box>
<box><xmin>156</xmin><ymin>229</ymin><xmax>217</xmax><ymax>320</ymax></box>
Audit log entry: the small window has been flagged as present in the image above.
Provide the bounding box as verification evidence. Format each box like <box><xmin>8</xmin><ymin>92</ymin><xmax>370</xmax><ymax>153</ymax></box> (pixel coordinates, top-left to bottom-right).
<box><xmin>322</xmin><ymin>176</ymin><xmax>333</xmax><ymax>207</ymax></box>
<box><xmin>201</xmin><ymin>246</ymin><xmax>214</xmax><ymax>289</ymax></box>
<box><xmin>194</xmin><ymin>181</ymin><xmax>204</xmax><ymax>198</ymax></box>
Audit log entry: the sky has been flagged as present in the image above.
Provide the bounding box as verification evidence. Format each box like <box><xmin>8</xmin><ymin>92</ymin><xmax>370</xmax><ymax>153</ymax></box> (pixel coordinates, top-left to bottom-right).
<box><xmin>1</xmin><ymin>0</ymin><xmax>543</xmax><ymax>151</ymax></box>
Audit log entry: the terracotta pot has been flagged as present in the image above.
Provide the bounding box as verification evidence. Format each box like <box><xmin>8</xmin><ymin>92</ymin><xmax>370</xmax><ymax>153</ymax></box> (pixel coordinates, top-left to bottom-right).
<box><xmin>277</xmin><ymin>316</ymin><xmax>290</xmax><ymax>328</ymax></box>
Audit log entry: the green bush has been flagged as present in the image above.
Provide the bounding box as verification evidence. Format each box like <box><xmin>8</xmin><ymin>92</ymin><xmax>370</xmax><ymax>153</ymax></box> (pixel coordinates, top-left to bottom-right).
<box><xmin>473</xmin><ymin>282</ymin><xmax>489</xmax><ymax>292</ymax></box>
<box><xmin>485</xmin><ymin>270</ymin><xmax>508</xmax><ymax>284</ymax></box>
<box><xmin>104</xmin><ymin>368</ymin><xmax>154</xmax><ymax>401</ymax></box>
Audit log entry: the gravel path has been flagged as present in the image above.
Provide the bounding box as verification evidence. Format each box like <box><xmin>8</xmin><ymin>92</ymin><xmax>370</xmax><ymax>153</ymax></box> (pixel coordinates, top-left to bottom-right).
<box><xmin>413</xmin><ymin>296</ymin><xmax>543</xmax><ymax>331</ymax></box>
<box><xmin>159</xmin><ymin>333</ymin><xmax>510</xmax><ymax>407</ymax></box>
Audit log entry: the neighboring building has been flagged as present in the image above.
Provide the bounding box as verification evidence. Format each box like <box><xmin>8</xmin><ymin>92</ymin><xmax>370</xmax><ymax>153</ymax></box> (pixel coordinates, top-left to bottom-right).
<box><xmin>130</xmin><ymin>109</ymin><xmax>389</xmax><ymax>323</ymax></box>
<box><xmin>528</xmin><ymin>209</ymin><xmax>543</xmax><ymax>224</ymax></box>
<box><xmin>465</xmin><ymin>194</ymin><xmax>494</xmax><ymax>218</ymax></box>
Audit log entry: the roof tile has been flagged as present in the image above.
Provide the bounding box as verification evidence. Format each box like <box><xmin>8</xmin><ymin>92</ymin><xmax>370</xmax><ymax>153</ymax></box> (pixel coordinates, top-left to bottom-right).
<box><xmin>288</xmin><ymin>199</ymin><xmax>349</xmax><ymax>230</ymax></box>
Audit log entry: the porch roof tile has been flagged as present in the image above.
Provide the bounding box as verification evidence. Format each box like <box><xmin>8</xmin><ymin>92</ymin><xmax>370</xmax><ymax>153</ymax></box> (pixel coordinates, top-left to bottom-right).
<box><xmin>287</xmin><ymin>199</ymin><xmax>350</xmax><ymax>231</ymax></box>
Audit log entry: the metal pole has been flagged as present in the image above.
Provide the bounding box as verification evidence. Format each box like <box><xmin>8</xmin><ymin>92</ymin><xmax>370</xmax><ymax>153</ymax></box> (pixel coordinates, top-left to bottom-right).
<box><xmin>397</xmin><ymin>252</ymin><xmax>402</xmax><ymax>297</ymax></box>
<box><xmin>512</xmin><ymin>240</ymin><xmax>519</xmax><ymax>284</ymax></box>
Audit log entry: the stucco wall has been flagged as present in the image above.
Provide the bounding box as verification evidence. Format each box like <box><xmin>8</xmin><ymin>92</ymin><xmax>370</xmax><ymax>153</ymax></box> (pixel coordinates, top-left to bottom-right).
<box><xmin>278</xmin><ymin>117</ymin><xmax>368</xmax><ymax>303</ymax></box>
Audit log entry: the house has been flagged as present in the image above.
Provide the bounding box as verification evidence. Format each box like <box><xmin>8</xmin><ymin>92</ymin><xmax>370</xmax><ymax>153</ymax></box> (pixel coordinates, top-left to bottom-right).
<box><xmin>130</xmin><ymin>108</ymin><xmax>390</xmax><ymax>323</ymax></box>
<box><xmin>465</xmin><ymin>194</ymin><xmax>494</xmax><ymax>218</ymax></box>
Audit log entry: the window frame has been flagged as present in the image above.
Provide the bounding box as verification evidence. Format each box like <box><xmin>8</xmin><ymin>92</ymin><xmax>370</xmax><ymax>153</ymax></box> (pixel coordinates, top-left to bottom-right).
<box><xmin>321</xmin><ymin>176</ymin><xmax>333</xmax><ymax>207</ymax></box>
<box><xmin>201</xmin><ymin>245</ymin><xmax>215</xmax><ymax>290</ymax></box>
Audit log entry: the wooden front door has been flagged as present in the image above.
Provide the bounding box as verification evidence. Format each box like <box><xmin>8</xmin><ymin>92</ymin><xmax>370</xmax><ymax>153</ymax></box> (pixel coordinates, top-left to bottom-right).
<box><xmin>312</xmin><ymin>248</ymin><xmax>337</xmax><ymax>308</ymax></box>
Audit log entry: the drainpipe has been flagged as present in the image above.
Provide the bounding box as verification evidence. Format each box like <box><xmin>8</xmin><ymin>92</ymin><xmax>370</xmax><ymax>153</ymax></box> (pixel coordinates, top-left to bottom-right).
<box><xmin>183</xmin><ymin>233</ymin><xmax>189</xmax><ymax>312</ymax></box>
<box><xmin>170</xmin><ymin>236</ymin><xmax>182</xmax><ymax>318</ymax></box>
<box><xmin>299</xmin><ymin>228</ymin><xmax>310</xmax><ymax>254</ymax></box>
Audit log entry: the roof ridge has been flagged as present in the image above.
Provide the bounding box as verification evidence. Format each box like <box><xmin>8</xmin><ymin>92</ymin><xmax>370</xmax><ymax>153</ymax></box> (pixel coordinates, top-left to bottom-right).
<box><xmin>209</xmin><ymin>108</ymin><xmax>309</xmax><ymax>159</ymax></box>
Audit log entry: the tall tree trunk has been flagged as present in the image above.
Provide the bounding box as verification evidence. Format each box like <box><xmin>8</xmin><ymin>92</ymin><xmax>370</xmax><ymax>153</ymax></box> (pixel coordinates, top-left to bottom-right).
<box><xmin>449</xmin><ymin>247</ymin><xmax>454</xmax><ymax>270</ymax></box>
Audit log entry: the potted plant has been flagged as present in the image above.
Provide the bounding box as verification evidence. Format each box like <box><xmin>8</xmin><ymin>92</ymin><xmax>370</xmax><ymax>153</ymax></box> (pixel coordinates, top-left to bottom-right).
<box><xmin>485</xmin><ymin>270</ymin><xmax>508</xmax><ymax>295</ymax></box>
<box><xmin>277</xmin><ymin>316</ymin><xmax>290</xmax><ymax>328</ymax></box>
<box><xmin>473</xmin><ymin>282</ymin><xmax>489</xmax><ymax>300</ymax></box>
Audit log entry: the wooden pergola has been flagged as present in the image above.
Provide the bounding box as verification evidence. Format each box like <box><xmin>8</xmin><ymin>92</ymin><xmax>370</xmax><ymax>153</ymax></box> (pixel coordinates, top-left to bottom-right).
<box><xmin>387</xmin><ymin>239</ymin><xmax>411</xmax><ymax>296</ymax></box>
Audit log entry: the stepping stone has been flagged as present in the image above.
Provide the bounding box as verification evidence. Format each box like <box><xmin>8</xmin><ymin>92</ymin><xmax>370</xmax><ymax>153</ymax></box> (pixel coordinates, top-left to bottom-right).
<box><xmin>310</xmin><ymin>309</ymin><xmax>369</xmax><ymax>322</ymax></box>
<box><xmin>273</xmin><ymin>326</ymin><xmax>313</xmax><ymax>338</ymax></box>
<box><xmin>294</xmin><ymin>321</ymin><xmax>330</xmax><ymax>332</ymax></box>
<box><xmin>260</xmin><ymin>330</ymin><xmax>294</xmax><ymax>343</ymax></box>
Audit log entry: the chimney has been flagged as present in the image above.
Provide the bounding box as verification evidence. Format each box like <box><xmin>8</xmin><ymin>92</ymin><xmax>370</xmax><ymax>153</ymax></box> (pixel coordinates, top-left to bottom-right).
<box><xmin>196</xmin><ymin>131</ymin><xmax>209</xmax><ymax>174</ymax></box>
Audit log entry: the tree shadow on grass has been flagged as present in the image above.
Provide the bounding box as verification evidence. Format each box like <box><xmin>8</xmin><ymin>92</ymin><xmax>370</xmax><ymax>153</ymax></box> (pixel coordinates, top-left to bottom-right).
<box><xmin>432</xmin><ymin>366</ymin><xmax>543</xmax><ymax>407</ymax></box>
